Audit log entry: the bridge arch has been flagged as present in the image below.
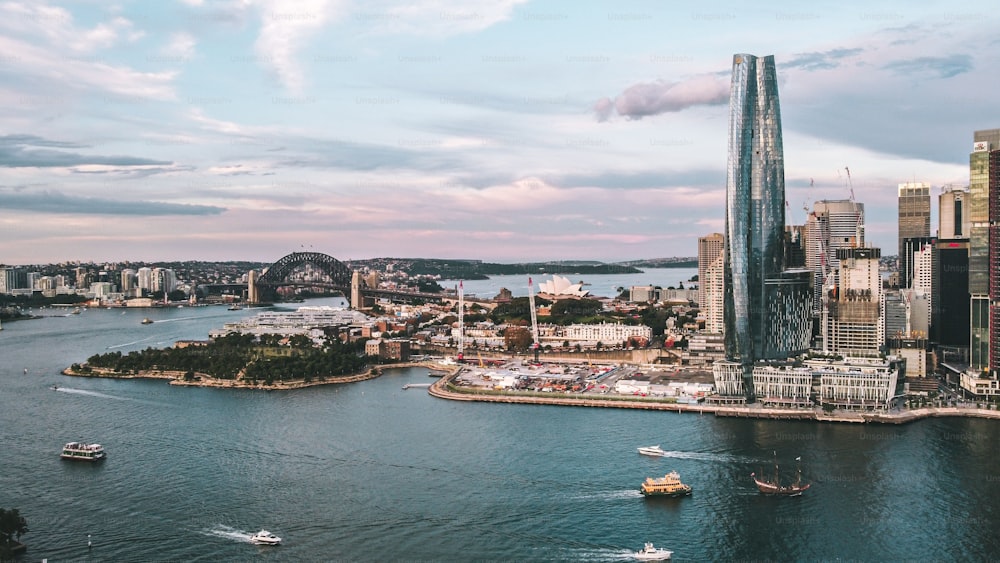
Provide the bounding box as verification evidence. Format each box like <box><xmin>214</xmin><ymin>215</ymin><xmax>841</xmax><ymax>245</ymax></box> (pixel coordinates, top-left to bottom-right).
<box><xmin>257</xmin><ymin>252</ymin><xmax>353</xmax><ymax>287</ymax></box>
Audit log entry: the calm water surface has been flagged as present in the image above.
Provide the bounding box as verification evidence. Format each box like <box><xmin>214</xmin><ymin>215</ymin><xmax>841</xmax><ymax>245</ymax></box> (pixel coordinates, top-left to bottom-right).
<box><xmin>1</xmin><ymin>300</ymin><xmax>999</xmax><ymax>562</ymax></box>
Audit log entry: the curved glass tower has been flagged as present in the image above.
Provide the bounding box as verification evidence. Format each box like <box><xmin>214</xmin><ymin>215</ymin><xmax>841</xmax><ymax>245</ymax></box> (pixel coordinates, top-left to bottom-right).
<box><xmin>720</xmin><ymin>54</ymin><xmax>811</xmax><ymax>402</ymax></box>
<box><xmin>724</xmin><ymin>54</ymin><xmax>785</xmax><ymax>364</ymax></box>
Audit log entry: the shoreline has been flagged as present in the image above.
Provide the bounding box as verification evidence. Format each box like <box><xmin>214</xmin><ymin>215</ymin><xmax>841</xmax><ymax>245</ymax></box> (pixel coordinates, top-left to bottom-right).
<box><xmin>60</xmin><ymin>361</ymin><xmax>446</xmax><ymax>391</ymax></box>
<box><xmin>62</xmin><ymin>362</ymin><xmax>1000</xmax><ymax>425</ymax></box>
<box><xmin>426</xmin><ymin>369</ymin><xmax>1000</xmax><ymax>425</ymax></box>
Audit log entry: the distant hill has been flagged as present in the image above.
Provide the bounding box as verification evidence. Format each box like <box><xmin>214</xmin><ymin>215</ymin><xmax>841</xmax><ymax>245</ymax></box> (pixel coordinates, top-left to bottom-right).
<box><xmin>345</xmin><ymin>258</ymin><xmax>642</xmax><ymax>279</ymax></box>
<box><xmin>617</xmin><ymin>257</ymin><xmax>698</xmax><ymax>268</ymax></box>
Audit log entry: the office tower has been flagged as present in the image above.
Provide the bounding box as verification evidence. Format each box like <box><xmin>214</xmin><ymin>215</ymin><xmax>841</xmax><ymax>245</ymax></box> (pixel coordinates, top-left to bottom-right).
<box><xmin>823</xmin><ymin>247</ymin><xmax>883</xmax><ymax>356</ymax></box>
<box><xmin>933</xmin><ymin>239</ymin><xmax>969</xmax><ymax>347</ymax></box>
<box><xmin>698</xmin><ymin>233</ymin><xmax>724</xmax><ymax>330</ymax></box>
<box><xmin>804</xmin><ymin>200</ymin><xmax>865</xmax><ymax>313</ymax></box>
<box><xmin>910</xmin><ymin>240</ymin><xmax>934</xmax><ymax>332</ymax></box>
<box><xmin>717</xmin><ymin>53</ymin><xmax>812</xmax><ymax>402</ymax></box>
<box><xmin>969</xmin><ymin>129</ymin><xmax>1000</xmax><ymax>373</ymax></box>
<box><xmin>898</xmin><ymin>182</ymin><xmax>931</xmax><ymax>286</ymax></box>
<box><xmin>884</xmin><ymin>291</ymin><xmax>907</xmax><ymax>342</ymax></box>
<box><xmin>939</xmin><ymin>186</ymin><xmax>970</xmax><ymax>240</ymax></box>
<box><xmin>900</xmin><ymin>236</ymin><xmax>935</xmax><ymax>289</ymax></box>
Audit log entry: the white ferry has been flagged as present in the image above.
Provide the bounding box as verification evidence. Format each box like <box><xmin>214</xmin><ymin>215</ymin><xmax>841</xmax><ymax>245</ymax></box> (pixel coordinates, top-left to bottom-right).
<box><xmin>60</xmin><ymin>442</ymin><xmax>106</xmax><ymax>461</ymax></box>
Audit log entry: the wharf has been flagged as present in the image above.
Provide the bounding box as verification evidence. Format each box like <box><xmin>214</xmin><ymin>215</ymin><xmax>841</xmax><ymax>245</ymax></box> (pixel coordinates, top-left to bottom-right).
<box><xmin>426</xmin><ymin>370</ymin><xmax>1000</xmax><ymax>426</ymax></box>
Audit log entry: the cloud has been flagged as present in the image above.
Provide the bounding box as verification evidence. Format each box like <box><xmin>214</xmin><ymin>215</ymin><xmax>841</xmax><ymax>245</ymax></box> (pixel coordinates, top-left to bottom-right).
<box><xmin>254</xmin><ymin>0</ymin><xmax>339</xmax><ymax>93</ymax></box>
<box><xmin>358</xmin><ymin>0</ymin><xmax>529</xmax><ymax>37</ymax></box>
<box><xmin>162</xmin><ymin>32</ymin><xmax>197</xmax><ymax>59</ymax></box>
<box><xmin>0</xmin><ymin>2</ymin><xmax>142</xmax><ymax>53</ymax></box>
<box><xmin>0</xmin><ymin>134</ymin><xmax>171</xmax><ymax>168</ymax></box>
<box><xmin>0</xmin><ymin>189</ymin><xmax>224</xmax><ymax>215</ymax></box>
<box><xmin>595</xmin><ymin>74</ymin><xmax>728</xmax><ymax>121</ymax></box>
<box><xmin>784</xmin><ymin>47</ymin><xmax>863</xmax><ymax>71</ymax></box>
<box><xmin>882</xmin><ymin>54</ymin><xmax>973</xmax><ymax>78</ymax></box>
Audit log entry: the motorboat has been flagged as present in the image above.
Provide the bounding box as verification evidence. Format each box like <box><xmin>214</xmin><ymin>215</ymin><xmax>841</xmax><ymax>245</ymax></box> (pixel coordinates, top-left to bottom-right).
<box><xmin>634</xmin><ymin>542</ymin><xmax>672</xmax><ymax>560</ymax></box>
<box><xmin>637</xmin><ymin>445</ymin><xmax>666</xmax><ymax>457</ymax></box>
<box><xmin>249</xmin><ymin>530</ymin><xmax>281</xmax><ymax>545</ymax></box>
<box><xmin>60</xmin><ymin>442</ymin><xmax>106</xmax><ymax>461</ymax></box>
<box><xmin>141</xmin><ymin>318</ymin><xmax>154</xmax><ymax>324</ymax></box>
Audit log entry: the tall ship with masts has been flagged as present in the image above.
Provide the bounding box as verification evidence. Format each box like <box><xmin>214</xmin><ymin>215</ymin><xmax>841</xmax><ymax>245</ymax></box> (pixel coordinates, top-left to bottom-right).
<box><xmin>751</xmin><ymin>453</ymin><xmax>810</xmax><ymax>496</ymax></box>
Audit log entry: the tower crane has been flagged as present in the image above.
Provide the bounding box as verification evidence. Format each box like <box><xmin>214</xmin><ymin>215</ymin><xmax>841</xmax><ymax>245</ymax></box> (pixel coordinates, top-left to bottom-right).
<box><xmin>844</xmin><ymin>166</ymin><xmax>863</xmax><ymax>248</ymax></box>
<box><xmin>527</xmin><ymin>277</ymin><xmax>540</xmax><ymax>364</ymax></box>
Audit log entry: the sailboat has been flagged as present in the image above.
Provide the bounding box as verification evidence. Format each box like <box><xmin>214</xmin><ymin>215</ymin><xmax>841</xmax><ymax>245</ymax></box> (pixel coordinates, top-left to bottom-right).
<box><xmin>751</xmin><ymin>452</ymin><xmax>810</xmax><ymax>496</ymax></box>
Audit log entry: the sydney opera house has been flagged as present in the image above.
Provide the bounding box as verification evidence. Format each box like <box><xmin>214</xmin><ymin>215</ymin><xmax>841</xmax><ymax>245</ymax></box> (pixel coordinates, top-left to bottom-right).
<box><xmin>536</xmin><ymin>275</ymin><xmax>590</xmax><ymax>299</ymax></box>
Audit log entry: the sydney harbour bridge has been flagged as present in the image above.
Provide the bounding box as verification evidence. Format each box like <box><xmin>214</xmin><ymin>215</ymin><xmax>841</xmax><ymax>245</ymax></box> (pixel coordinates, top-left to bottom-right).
<box><xmin>246</xmin><ymin>251</ymin><xmax>447</xmax><ymax>307</ymax></box>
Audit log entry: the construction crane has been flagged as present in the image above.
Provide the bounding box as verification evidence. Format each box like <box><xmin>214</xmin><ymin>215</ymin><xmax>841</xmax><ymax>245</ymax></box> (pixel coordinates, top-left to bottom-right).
<box><xmin>527</xmin><ymin>277</ymin><xmax>541</xmax><ymax>364</ymax></box>
<box><xmin>457</xmin><ymin>280</ymin><xmax>464</xmax><ymax>362</ymax></box>
<box><xmin>844</xmin><ymin>166</ymin><xmax>863</xmax><ymax>248</ymax></box>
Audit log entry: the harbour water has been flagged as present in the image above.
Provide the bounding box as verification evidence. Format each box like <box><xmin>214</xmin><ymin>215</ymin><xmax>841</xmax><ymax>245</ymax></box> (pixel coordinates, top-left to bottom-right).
<box><xmin>2</xmin><ymin>300</ymin><xmax>1000</xmax><ymax>561</ymax></box>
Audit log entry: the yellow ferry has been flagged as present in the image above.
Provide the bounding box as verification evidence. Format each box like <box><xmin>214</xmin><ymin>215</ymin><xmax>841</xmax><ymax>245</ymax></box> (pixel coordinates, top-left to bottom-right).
<box><xmin>640</xmin><ymin>471</ymin><xmax>692</xmax><ymax>497</ymax></box>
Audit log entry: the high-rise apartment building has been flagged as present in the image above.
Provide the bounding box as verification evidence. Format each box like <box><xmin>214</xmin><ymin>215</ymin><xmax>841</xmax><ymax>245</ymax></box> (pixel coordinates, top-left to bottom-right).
<box><xmin>898</xmin><ymin>182</ymin><xmax>931</xmax><ymax>287</ymax></box>
<box><xmin>703</xmin><ymin>256</ymin><xmax>724</xmax><ymax>333</ymax></box>
<box><xmin>698</xmin><ymin>233</ymin><xmax>723</xmax><ymax>300</ymax></box>
<box><xmin>939</xmin><ymin>186</ymin><xmax>970</xmax><ymax>240</ymax></box>
<box><xmin>716</xmin><ymin>53</ymin><xmax>812</xmax><ymax>402</ymax></box>
<box><xmin>698</xmin><ymin>233</ymin><xmax>724</xmax><ymax>331</ymax></box>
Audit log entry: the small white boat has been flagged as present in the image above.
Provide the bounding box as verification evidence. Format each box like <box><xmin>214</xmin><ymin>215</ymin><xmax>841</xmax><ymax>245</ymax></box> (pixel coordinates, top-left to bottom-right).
<box><xmin>637</xmin><ymin>445</ymin><xmax>667</xmax><ymax>457</ymax></box>
<box><xmin>634</xmin><ymin>542</ymin><xmax>672</xmax><ymax>560</ymax></box>
<box><xmin>249</xmin><ymin>530</ymin><xmax>281</xmax><ymax>545</ymax></box>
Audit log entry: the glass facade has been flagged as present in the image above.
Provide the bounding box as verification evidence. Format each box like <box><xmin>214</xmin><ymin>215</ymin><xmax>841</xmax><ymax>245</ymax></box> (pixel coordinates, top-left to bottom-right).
<box><xmin>724</xmin><ymin>54</ymin><xmax>785</xmax><ymax>364</ymax></box>
<box><xmin>721</xmin><ymin>54</ymin><xmax>812</xmax><ymax>402</ymax></box>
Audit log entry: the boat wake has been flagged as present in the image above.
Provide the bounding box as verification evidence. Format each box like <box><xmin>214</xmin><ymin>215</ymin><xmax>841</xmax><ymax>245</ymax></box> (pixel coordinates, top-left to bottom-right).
<box><xmin>54</xmin><ymin>387</ymin><xmax>169</xmax><ymax>407</ymax></box>
<box><xmin>106</xmin><ymin>336</ymin><xmax>156</xmax><ymax>349</ymax></box>
<box><xmin>152</xmin><ymin>315</ymin><xmax>201</xmax><ymax>324</ymax></box>
<box><xmin>657</xmin><ymin>450</ymin><xmax>756</xmax><ymax>463</ymax></box>
<box><xmin>202</xmin><ymin>524</ymin><xmax>253</xmax><ymax>543</ymax></box>
<box><xmin>569</xmin><ymin>489</ymin><xmax>644</xmax><ymax>502</ymax></box>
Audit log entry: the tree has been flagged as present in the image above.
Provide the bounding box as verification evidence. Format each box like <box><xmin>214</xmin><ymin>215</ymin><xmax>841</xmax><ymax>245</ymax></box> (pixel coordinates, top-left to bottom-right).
<box><xmin>0</xmin><ymin>507</ymin><xmax>29</xmax><ymax>556</ymax></box>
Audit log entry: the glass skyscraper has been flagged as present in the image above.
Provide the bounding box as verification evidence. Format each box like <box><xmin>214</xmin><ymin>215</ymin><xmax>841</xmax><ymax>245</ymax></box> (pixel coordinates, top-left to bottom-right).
<box><xmin>719</xmin><ymin>54</ymin><xmax>812</xmax><ymax>402</ymax></box>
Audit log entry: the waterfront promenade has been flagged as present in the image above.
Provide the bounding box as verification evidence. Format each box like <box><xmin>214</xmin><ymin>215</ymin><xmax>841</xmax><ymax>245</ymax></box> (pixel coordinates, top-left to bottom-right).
<box><xmin>427</xmin><ymin>367</ymin><xmax>1000</xmax><ymax>425</ymax></box>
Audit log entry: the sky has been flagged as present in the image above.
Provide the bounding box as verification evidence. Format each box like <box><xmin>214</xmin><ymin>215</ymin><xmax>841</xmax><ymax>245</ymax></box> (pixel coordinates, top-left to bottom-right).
<box><xmin>0</xmin><ymin>0</ymin><xmax>997</xmax><ymax>265</ymax></box>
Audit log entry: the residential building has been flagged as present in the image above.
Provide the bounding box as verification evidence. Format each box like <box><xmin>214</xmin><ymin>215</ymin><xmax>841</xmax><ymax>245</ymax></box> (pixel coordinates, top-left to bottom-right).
<box><xmin>698</xmin><ymin>233</ymin><xmax>723</xmax><ymax>306</ymax></box>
